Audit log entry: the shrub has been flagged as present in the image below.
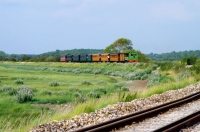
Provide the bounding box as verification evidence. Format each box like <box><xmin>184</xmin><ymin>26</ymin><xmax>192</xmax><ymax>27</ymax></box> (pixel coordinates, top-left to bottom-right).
<box><xmin>0</xmin><ymin>85</ymin><xmax>17</xmax><ymax>95</ymax></box>
<box><xmin>49</xmin><ymin>81</ymin><xmax>59</xmax><ymax>87</ymax></box>
<box><xmin>69</xmin><ymin>87</ymin><xmax>82</xmax><ymax>93</ymax></box>
<box><xmin>141</xmin><ymin>74</ymin><xmax>148</xmax><ymax>80</ymax></box>
<box><xmin>41</xmin><ymin>89</ymin><xmax>52</xmax><ymax>96</ymax></box>
<box><xmin>96</xmin><ymin>80</ymin><xmax>107</xmax><ymax>85</ymax></box>
<box><xmin>88</xmin><ymin>91</ymin><xmax>101</xmax><ymax>98</ymax></box>
<box><xmin>114</xmin><ymin>82</ymin><xmax>124</xmax><ymax>89</ymax></box>
<box><xmin>7</xmin><ymin>88</ymin><xmax>17</xmax><ymax>96</ymax></box>
<box><xmin>83</xmin><ymin>69</ymin><xmax>92</xmax><ymax>73</ymax></box>
<box><xmin>187</xmin><ymin>56</ymin><xmax>197</xmax><ymax>65</ymax></box>
<box><xmin>147</xmin><ymin>74</ymin><xmax>161</xmax><ymax>87</ymax></box>
<box><xmin>16</xmin><ymin>85</ymin><xmax>34</xmax><ymax>103</ymax></box>
<box><xmin>72</xmin><ymin>69</ymin><xmax>80</xmax><ymax>74</ymax></box>
<box><xmin>124</xmin><ymin>92</ymin><xmax>137</xmax><ymax>102</ymax></box>
<box><xmin>191</xmin><ymin>65</ymin><xmax>200</xmax><ymax>74</ymax></box>
<box><xmin>81</xmin><ymin>80</ymin><xmax>92</xmax><ymax>85</ymax></box>
<box><xmin>92</xmin><ymin>69</ymin><xmax>101</xmax><ymax>74</ymax></box>
<box><xmin>121</xmin><ymin>87</ymin><xmax>129</xmax><ymax>91</ymax></box>
<box><xmin>94</xmin><ymin>87</ymin><xmax>107</xmax><ymax>94</ymax></box>
<box><xmin>103</xmin><ymin>71</ymin><xmax>112</xmax><ymax>75</ymax></box>
<box><xmin>152</xmin><ymin>64</ymin><xmax>158</xmax><ymax>70</ymax></box>
<box><xmin>15</xmin><ymin>79</ymin><xmax>24</xmax><ymax>84</ymax></box>
<box><xmin>74</xmin><ymin>92</ymin><xmax>87</xmax><ymax>103</ymax></box>
<box><xmin>177</xmin><ymin>70</ymin><xmax>191</xmax><ymax>81</ymax></box>
<box><xmin>0</xmin><ymin>85</ymin><xmax>12</xmax><ymax>92</ymax></box>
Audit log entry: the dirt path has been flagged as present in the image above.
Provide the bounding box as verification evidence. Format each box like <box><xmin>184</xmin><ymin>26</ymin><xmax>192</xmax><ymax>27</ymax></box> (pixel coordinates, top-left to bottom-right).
<box><xmin>128</xmin><ymin>80</ymin><xmax>148</xmax><ymax>91</ymax></box>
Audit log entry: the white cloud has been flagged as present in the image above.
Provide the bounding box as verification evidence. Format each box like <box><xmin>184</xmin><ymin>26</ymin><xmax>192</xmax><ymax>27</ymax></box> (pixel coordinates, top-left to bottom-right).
<box><xmin>150</xmin><ymin>1</ymin><xmax>191</xmax><ymax>21</ymax></box>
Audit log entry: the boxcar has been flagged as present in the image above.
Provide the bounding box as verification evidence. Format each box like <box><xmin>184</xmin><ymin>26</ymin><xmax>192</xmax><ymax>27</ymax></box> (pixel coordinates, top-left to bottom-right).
<box><xmin>92</xmin><ymin>54</ymin><xmax>101</xmax><ymax>62</ymax></box>
<box><xmin>73</xmin><ymin>55</ymin><xmax>80</xmax><ymax>62</ymax></box>
<box><xmin>101</xmin><ymin>54</ymin><xmax>110</xmax><ymax>62</ymax></box>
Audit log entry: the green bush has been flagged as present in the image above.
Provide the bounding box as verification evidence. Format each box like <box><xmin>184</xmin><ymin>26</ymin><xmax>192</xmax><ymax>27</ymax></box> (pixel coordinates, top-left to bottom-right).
<box><xmin>7</xmin><ymin>88</ymin><xmax>17</xmax><ymax>96</ymax></box>
<box><xmin>121</xmin><ymin>87</ymin><xmax>129</xmax><ymax>91</ymax></box>
<box><xmin>0</xmin><ymin>85</ymin><xmax>12</xmax><ymax>92</ymax></box>
<box><xmin>124</xmin><ymin>92</ymin><xmax>137</xmax><ymax>102</ymax></box>
<box><xmin>114</xmin><ymin>82</ymin><xmax>124</xmax><ymax>89</ymax></box>
<box><xmin>72</xmin><ymin>69</ymin><xmax>80</xmax><ymax>74</ymax></box>
<box><xmin>159</xmin><ymin>62</ymin><xmax>174</xmax><ymax>71</ymax></box>
<box><xmin>177</xmin><ymin>70</ymin><xmax>191</xmax><ymax>81</ymax></box>
<box><xmin>147</xmin><ymin>74</ymin><xmax>161</xmax><ymax>87</ymax></box>
<box><xmin>92</xmin><ymin>69</ymin><xmax>101</xmax><ymax>74</ymax></box>
<box><xmin>15</xmin><ymin>79</ymin><xmax>24</xmax><ymax>84</ymax></box>
<box><xmin>81</xmin><ymin>80</ymin><xmax>92</xmax><ymax>85</ymax></box>
<box><xmin>0</xmin><ymin>85</ymin><xmax>17</xmax><ymax>95</ymax></box>
<box><xmin>96</xmin><ymin>80</ymin><xmax>107</xmax><ymax>85</ymax></box>
<box><xmin>83</xmin><ymin>69</ymin><xmax>92</xmax><ymax>73</ymax></box>
<box><xmin>41</xmin><ymin>89</ymin><xmax>52</xmax><ymax>96</ymax></box>
<box><xmin>16</xmin><ymin>85</ymin><xmax>34</xmax><ymax>103</ymax></box>
<box><xmin>191</xmin><ymin>65</ymin><xmax>200</xmax><ymax>74</ymax></box>
<box><xmin>152</xmin><ymin>64</ymin><xmax>158</xmax><ymax>70</ymax></box>
<box><xmin>49</xmin><ymin>81</ymin><xmax>59</xmax><ymax>87</ymax></box>
<box><xmin>69</xmin><ymin>87</ymin><xmax>82</xmax><ymax>93</ymax></box>
<box><xmin>88</xmin><ymin>91</ymin><xmax>101</xmax><ymax>98</ymax></box>
<box><xmin>74</xmin><ymin>93</ymin><xmax>87</xmax><ymax>103</ymax></box>
<box><xmin>94</xmin><ymin>87</ymin><xmax>107</xmax><ymax>94</ymax></box>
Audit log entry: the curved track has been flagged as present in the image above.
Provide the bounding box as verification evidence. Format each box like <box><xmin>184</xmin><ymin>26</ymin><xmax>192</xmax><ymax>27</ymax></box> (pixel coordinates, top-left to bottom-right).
<box><xmin>75</xmin><ymin>91</ymin><xmax>200</xmax><ymax>132</ymax></box>
<box><xmin>154</xmin><ymin>110</ymin><xmax>200</xmax><ymax>132</ymax></box>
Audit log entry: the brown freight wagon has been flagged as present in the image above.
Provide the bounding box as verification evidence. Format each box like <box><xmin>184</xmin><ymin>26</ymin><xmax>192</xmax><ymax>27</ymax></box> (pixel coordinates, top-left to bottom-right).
<box><xmin>109</xmin><ymin>54</ymin><xmax>119</xmax><ymax>62</ymax></box>
<box><xmin>92</xmin><ymin>54</ymin><xmax>101</xmax><ymax>62</ymax></box>
<box><xmin>101</xmin><ymin>54</ymin><xmax>110</xmax><ymax>62</ymax></box>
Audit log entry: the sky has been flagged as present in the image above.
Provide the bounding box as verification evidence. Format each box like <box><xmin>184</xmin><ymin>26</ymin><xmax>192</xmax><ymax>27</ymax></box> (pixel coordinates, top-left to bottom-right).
<box><xmin>0</xmin><ymin>0</ymin><xmax>200</xmax><ymax>54</ymax></box>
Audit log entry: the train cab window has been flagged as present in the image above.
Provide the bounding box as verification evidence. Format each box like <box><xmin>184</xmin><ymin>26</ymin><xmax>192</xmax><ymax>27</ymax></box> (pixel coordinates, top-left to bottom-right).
<box><xmin>131</xmin><ymin>54</ymin><xmax>136</xmax><ymax>57</ymax></box>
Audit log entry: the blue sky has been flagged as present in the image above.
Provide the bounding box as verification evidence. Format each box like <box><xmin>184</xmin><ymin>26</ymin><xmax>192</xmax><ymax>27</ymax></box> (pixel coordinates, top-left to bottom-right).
<box><xmin>0</xmin><ymin>0</ymin><xmax>200</xmax><ymax>54</ymax></box>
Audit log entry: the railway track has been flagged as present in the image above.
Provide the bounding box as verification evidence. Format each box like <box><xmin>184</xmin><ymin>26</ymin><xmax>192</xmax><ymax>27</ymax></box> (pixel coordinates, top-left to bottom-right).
<box><xmin>154</xmin><ymin>110</ymin><xmax>200</xmax><ymax>132</ymax></box>
<box><xmin>75</xmin><ymin>91</ymin><xmax>200</xmax><ymax>132</ymax></box>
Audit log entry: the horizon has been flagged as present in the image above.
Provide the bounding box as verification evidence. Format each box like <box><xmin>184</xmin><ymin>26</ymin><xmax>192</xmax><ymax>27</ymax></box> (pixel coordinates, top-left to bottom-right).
<box><xmin>1</xmin><ymin>48</ymin><xmax>199</xmax><ymax>55</ymax></box>
<box><xmin>0</xmin><ymin>0</ymin><xmax>200</xmax><ymax>54</ymax></box>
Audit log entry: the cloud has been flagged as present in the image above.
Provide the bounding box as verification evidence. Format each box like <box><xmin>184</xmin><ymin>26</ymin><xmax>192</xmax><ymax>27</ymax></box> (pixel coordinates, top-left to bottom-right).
<box><xmin>150</xmin><ymin>1</ymin><xmax>191</xmax><ymax>21</ymax></box>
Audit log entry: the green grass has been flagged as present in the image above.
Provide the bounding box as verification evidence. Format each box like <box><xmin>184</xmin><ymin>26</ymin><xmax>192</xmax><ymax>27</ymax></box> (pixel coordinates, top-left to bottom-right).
<box><xmin>0</xmin><ymin>62</ymin><xmax>128</xmax><ymax>131</ymax></box>
<box><xmin>0</xmin><ymin>61</ymin><xmax>199</xmax><ymax>132</ymax></box>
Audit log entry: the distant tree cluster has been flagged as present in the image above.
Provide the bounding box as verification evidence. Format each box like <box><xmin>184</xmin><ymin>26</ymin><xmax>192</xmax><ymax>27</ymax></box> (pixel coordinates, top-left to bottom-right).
<box><xmin>0</xmin><ymin>49</ymin><xmax>103</xmax><ymax>62</ymax></box>
<box><xmin>104</xmin><ymin>38</ymin><xmax>151</xmax><ymax>62</ymax></box>
<box><xmin>104</xmin><ymin>38</ymin><xmax>133</xmax><ymax>53</ymax></box>
<box><xmin>41</xmin><ymin>49</ymin><xmax>103</xmax><ymax>57</ymax></box>
<box><xmin>147</xmin><ymin>50</ymin><xmax>200</xmax><ymax>61</ymax></box>
<box><xmin>181</xmin><ymin>56</ymin><xmax>197</xmax><ymax>65</ymax></box>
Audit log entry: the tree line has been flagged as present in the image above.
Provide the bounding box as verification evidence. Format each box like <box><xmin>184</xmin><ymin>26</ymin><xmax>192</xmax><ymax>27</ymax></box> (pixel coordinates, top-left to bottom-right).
<box><xmin>0</xmin><ymin>49</ymin><xmax>104</xmax><ymax>62</ymax></box>
<box><xmin>1</xmin><ymin>38</ymin><xmax>199</xmax><ymax>63</ymax></box>
<box><xmin>147</xmin><ymin>50</ymin><xmax>200</xmax><ymax>61</ymax></box>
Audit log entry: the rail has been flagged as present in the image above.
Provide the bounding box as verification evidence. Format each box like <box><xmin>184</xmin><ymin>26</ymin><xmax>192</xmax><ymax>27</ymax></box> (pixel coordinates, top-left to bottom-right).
<box><xmin>74</xmin><ymin>91</ymin><xmax>200</xmax><ymax>132</ymax></box>
<box><xmin>154</xmin><ymin>110</ymin><xmax>200</xmax><ymax>132</ymax></box>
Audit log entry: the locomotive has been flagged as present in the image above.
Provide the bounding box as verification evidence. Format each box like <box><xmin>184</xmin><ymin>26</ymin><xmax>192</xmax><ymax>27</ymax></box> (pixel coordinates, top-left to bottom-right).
<box><xmin>60</xmin><ymin>52</ymin><xmax>138</xmax><ymax>63</ymax></box>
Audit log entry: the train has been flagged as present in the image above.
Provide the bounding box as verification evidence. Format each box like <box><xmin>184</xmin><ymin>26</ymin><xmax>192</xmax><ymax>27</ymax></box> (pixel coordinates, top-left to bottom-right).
<box><xmin>60</xmin><ymin>52</ymin><xmax>138</xmax><ymax>63</ymax></box>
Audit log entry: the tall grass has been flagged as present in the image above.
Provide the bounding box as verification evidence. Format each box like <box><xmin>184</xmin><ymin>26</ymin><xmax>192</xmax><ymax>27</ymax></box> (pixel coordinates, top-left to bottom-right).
<box><xmin>0</xmin><ymin>62</ymin><xmax>199</xmax><ymax>131</ymax></box>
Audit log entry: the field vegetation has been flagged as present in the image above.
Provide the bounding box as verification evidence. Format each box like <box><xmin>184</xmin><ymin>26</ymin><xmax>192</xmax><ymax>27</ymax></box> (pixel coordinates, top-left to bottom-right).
<box><xmin>0</xmin><ymin>60</ymin><xmax>200</xmax><ymax>131</ymax></box>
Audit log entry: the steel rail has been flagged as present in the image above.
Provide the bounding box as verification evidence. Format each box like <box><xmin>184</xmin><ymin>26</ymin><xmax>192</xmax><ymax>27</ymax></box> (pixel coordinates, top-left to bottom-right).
<box><xmin>74</xmin><ymin>91</ymin><xmax>200</xmax><ymax>132</ymax></box>
<box><xmin>153</xmin><ymin>110</ymin><xmax>200</xmax><ymax>132</ymax></box>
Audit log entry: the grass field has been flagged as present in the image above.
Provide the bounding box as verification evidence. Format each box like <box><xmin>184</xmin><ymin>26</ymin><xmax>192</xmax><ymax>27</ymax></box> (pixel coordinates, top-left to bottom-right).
<box><xmin>0</xmin><ymin>61</ymin><xmax>199</xmax><ymax>131</ymax></box>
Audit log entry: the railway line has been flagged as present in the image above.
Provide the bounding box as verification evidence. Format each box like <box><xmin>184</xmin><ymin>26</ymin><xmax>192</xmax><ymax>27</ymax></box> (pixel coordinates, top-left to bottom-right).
<box><xmin>75</xmin><ymin>92</ymin><xmax>200</xmax><ymax>132</ymax></box>
<box><xmin>29</xmin><ymin>83</ymin><xmax>200</xmax><ymax>132</ymax></box>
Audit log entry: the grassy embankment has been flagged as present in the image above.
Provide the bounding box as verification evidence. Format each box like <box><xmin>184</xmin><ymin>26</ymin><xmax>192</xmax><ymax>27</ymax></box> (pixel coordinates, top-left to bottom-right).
<box><xmin>0</xmin><ymin>61</ymin><xmax>199</xmax><ymax>131</ymax></box>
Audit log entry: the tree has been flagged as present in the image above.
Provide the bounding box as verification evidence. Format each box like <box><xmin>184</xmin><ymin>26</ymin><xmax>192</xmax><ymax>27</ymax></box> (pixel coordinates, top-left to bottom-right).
<box><xmin>187</xmin><ymin>56</ymin><xmax>197</xmax><ymax>65</ymax></box>
<box><xmin>104</xmin><ymin>38</ymin><xmax>133</xmax><ymax>53</ymax></box>
<box><xmin>22</xmin><ymin>55</ymin><xmax>31</xmax><ymax>62</ymax></box>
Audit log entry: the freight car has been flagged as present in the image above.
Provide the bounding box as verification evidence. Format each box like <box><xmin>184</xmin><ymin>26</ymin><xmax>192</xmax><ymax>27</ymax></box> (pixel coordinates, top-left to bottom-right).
<box><xmin>60</xmin><ymin>53</ymin><xmax>138</xmax><ymax>63</ymax></box>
